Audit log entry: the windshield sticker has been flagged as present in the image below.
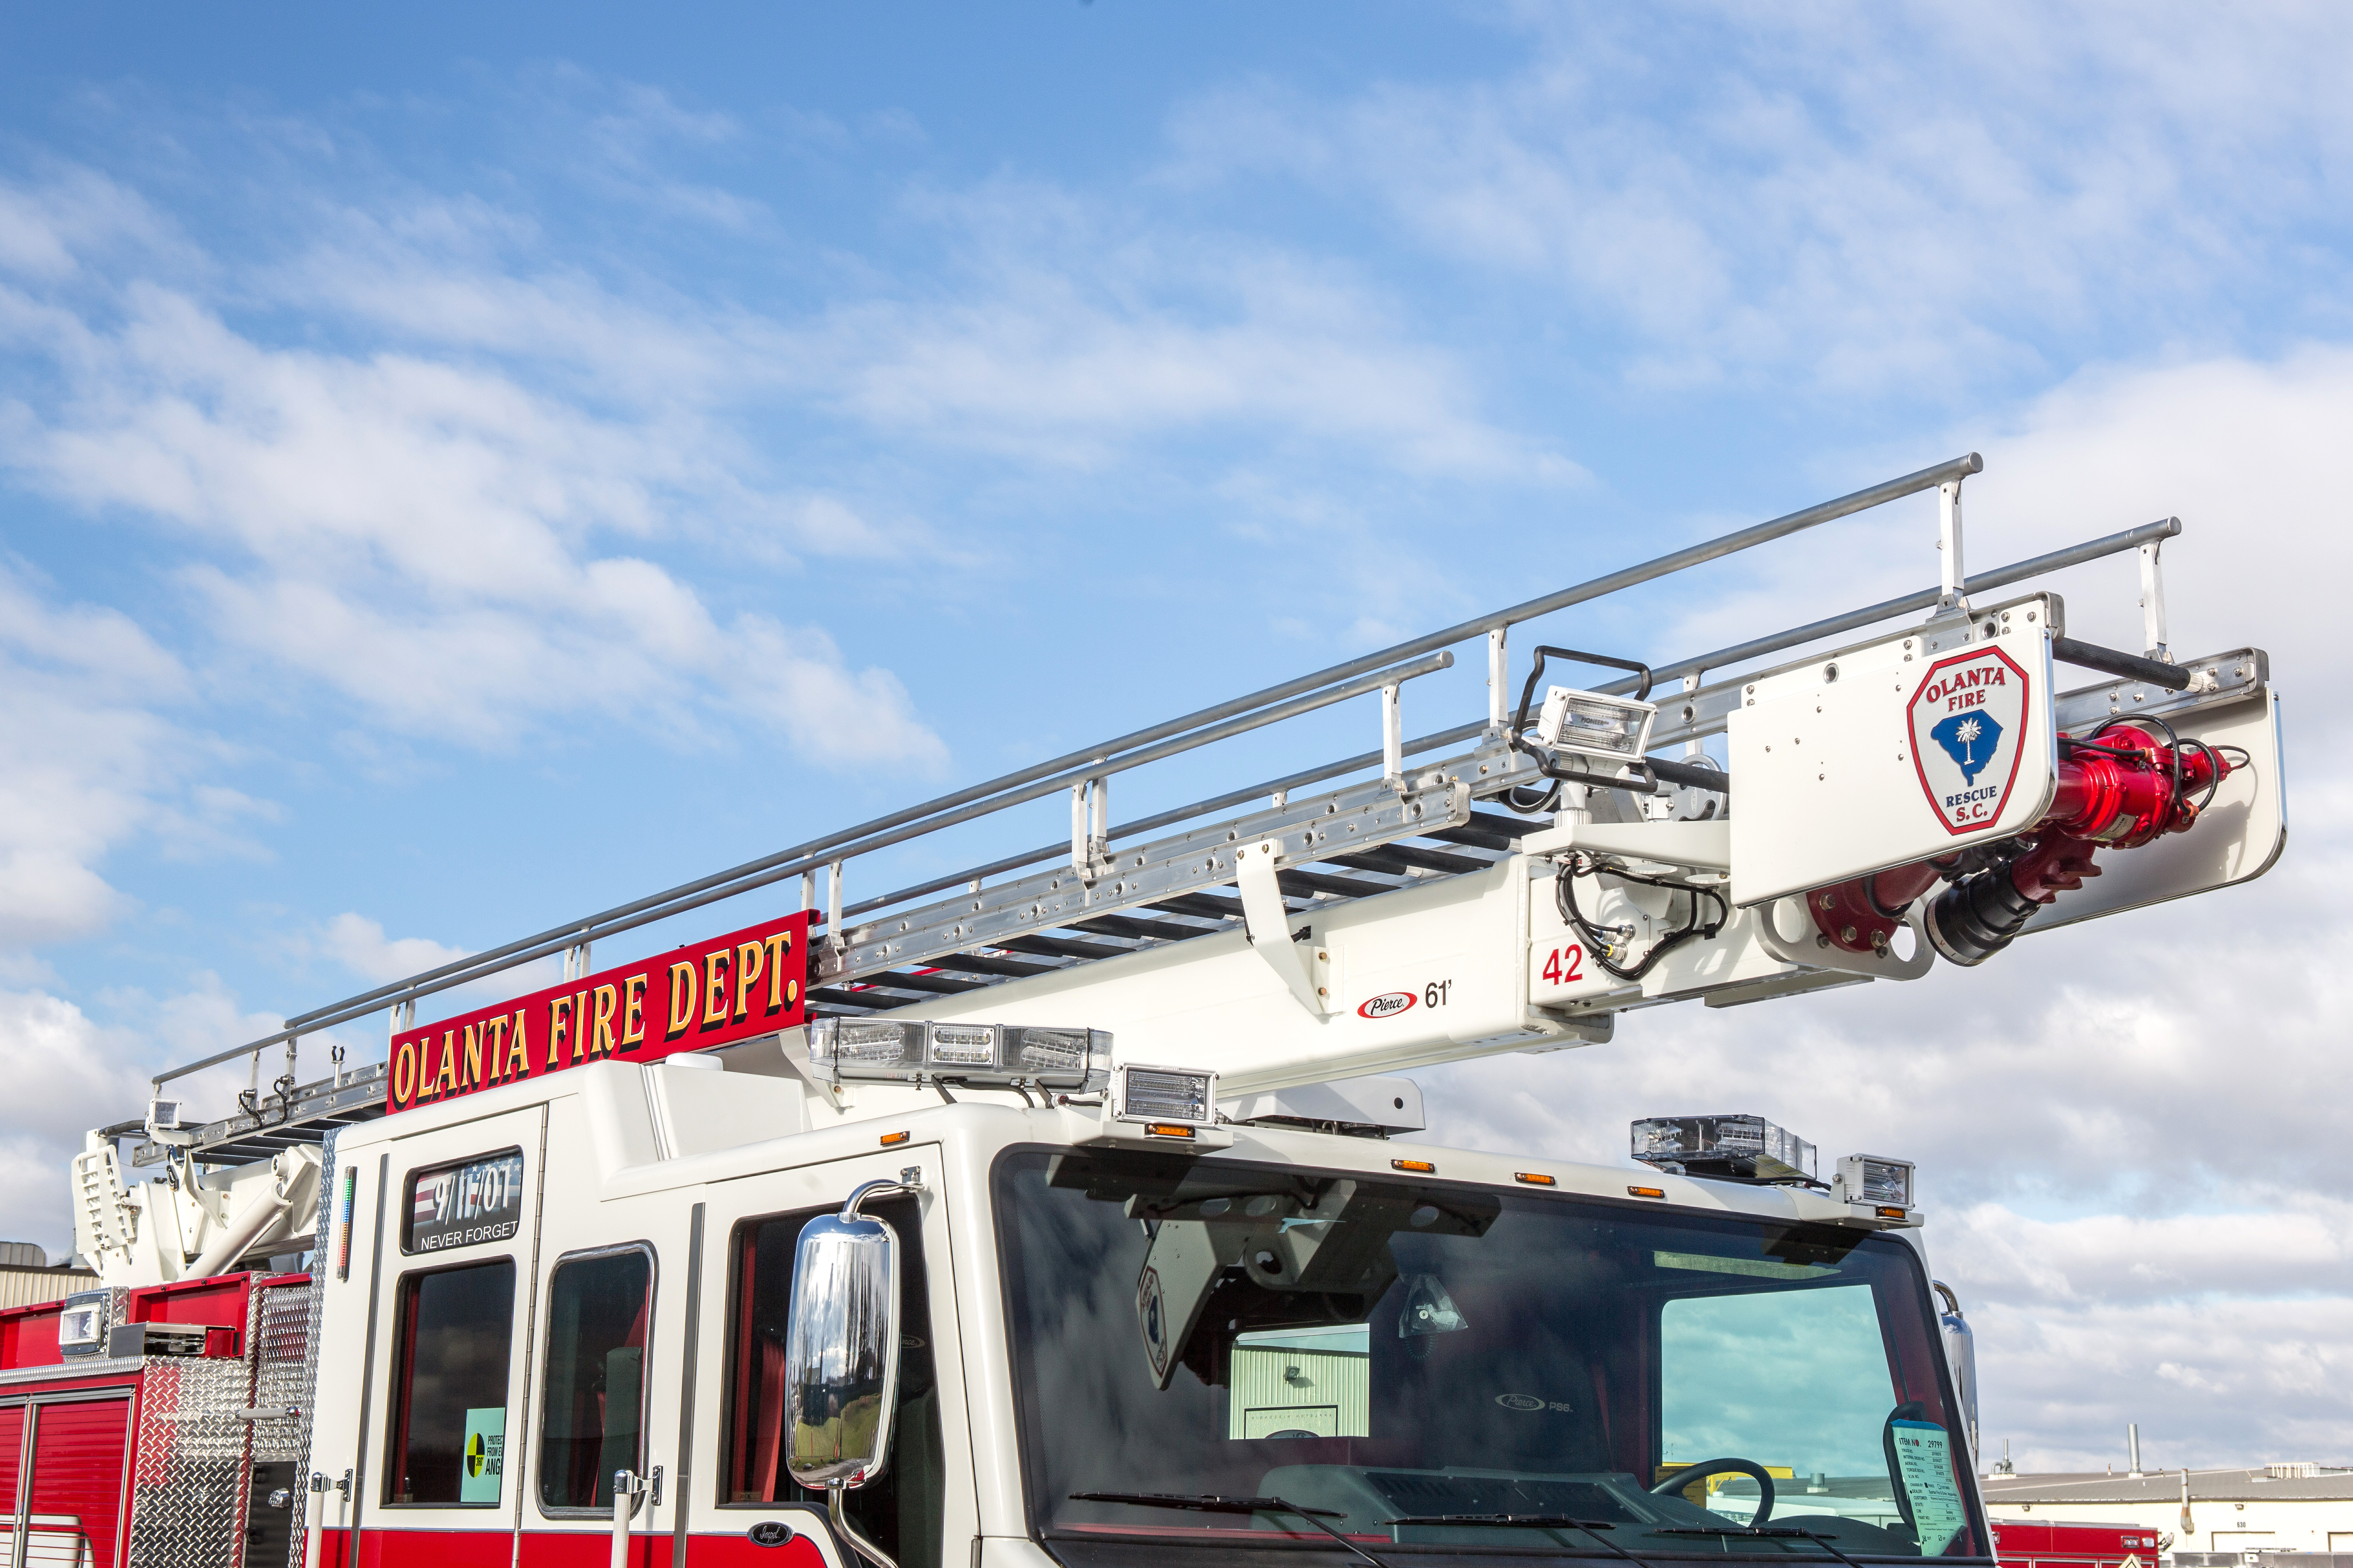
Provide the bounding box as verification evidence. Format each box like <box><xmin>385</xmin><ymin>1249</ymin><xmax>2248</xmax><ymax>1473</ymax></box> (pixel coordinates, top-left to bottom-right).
<box><xmin>1495</xmin><ymin>1392</ymin><xmax>1575</xmax><ymax>1413</ymax></box>
<box><xmin>1890</xmin><ymin>1419</ymin><xmax>1967</xmax><ymax>1553</ymax></box>
<box><xmin>1136</xmin><ymin>1266</ymin><xmax>1171</xmax><ymax>1384</ymax></box>
<box><xmin>1653</xmin><ymin>1250</ymin><xmax>1840</xmax><ymax>1281</ymax></box>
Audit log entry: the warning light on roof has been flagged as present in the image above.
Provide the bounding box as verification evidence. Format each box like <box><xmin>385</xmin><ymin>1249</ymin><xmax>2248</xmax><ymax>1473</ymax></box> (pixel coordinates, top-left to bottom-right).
<box><xmin>1631</xmin><ymin>1114</ymin><xmax>1817</xmax><ymax>1185</ymax></box>
<box><xmin>808</xmin><ymin>1018</ymin><xmax>1110</xmax><ymax>1092</ymax></box>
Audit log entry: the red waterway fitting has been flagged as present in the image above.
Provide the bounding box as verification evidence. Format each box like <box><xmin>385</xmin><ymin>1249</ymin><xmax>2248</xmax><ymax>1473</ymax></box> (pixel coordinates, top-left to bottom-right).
<box><xmin>1807</xmin><ymin>723</ymin><xmax>2226</xmax><ymax>961</ymax></box>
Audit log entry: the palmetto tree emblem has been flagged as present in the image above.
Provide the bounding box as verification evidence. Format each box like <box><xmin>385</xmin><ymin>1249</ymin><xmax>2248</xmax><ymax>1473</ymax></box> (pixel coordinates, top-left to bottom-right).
<box><xmin>1929</xmin><ymin>709</ymin><xmax>2005</xmax><ymax>785</ymax></box>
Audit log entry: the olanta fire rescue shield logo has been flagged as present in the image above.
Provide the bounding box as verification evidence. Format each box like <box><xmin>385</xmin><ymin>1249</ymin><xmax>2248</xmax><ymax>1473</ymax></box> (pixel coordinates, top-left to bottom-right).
<box><xmin>1908</xmin><ymin>645</ymin><xmax>2031</xmax><ymax>835</ymax></box>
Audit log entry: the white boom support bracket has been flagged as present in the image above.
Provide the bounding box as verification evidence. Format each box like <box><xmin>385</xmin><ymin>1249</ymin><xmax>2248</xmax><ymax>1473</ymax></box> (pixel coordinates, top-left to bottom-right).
<box><xmin>2140</xmin><ymin>538</ymin><xmax>2170</xmax><ymax>662</ymax></box>
<box><xmin>1234</xmin><ymin>840</ymin><xmax>1329</xmax><ymax>1015</ymax></box>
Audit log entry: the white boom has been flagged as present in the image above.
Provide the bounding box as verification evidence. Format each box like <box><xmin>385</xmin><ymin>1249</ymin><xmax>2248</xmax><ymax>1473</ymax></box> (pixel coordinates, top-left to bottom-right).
<box><xmin>109</xmin><ymin>453</ymin><xmax>2283</xmax><ymax>1248</ymax></box>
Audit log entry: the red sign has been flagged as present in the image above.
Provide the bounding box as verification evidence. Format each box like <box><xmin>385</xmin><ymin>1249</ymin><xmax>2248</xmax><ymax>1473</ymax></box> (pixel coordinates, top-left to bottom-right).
<box><xmin>386</xmin><ymin>910</ymin><xmax>812</xmax><ymax>1115</ymax></box>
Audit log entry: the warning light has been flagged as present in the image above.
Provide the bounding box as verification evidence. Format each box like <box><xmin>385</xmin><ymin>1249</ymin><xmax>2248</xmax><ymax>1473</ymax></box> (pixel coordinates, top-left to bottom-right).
<box><xmin>1391</xmin><ymin>1158</ymin><xmax>1437</xmax><ymax>1174</ymax></box>
<box><xmin>1514</xmin><ymin>1172</ymin><xmax>1556</xmax><ymax>1186</ymax></box>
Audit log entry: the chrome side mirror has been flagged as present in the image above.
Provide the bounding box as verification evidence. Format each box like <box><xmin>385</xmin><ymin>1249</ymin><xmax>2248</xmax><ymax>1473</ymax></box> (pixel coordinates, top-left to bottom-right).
<box><xmin>785</xmin><ymin>1178</ymin><xmax>914</xmax><ymax>1568</ymax></box>
<box><xmin>1933</xmin><ymin>1279</ymin><xmax>1978</xmax><ymax>1462</ymax></box>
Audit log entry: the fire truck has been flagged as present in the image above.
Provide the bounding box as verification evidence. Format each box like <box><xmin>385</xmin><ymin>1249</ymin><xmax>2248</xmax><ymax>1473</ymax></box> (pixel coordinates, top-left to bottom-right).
<box><xmin>3</xmin><ymin>455</ymin><xmax>2284</xmax><ymax>1568</ymax></box>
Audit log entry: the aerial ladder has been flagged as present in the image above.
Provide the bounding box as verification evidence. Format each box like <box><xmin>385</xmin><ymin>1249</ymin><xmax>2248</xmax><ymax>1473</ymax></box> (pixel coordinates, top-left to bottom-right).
<box><xmin>26</xmin><ymin>451</ymin><xmax>2282</xmax><ymax>1568</ymax></box>
<box><xmin>88</xmin><ymin>448</ymin><xmax>2282</xmax><ymax>1242</ymax></box>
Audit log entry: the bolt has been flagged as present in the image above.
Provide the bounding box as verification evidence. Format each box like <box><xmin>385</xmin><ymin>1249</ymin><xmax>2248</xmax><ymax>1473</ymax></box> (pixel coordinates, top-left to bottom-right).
<box><xmin>1841</xmin><ymin>925</ymin><xmax>1857</xmax><ymax>943</ymax></box>
<box><xmin>1819</xmin><ymin>893</ymin><xmax>1835</xmax><ymax>910</ymax></box>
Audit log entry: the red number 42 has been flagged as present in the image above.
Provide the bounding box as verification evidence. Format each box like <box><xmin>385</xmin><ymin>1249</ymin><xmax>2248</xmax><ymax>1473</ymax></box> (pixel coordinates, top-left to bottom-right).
<box><xmin>1541</xmin><ymin>945</ymin><xmax>1585</xmax><ymax>985</ymax></box>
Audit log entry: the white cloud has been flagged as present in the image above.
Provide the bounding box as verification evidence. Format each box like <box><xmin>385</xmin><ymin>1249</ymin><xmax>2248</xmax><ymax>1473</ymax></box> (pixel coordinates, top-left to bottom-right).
<box><xmin>314</xmin><ymin>913</ymin><xmax>471</xmax><ymax>985</ymax></box>
<box><xmin>0</xmin><ymin>987</ymin><xmax>199</xmax><ymax>1256</ymax></box>
<box><xmin>0</xmin><ymin>265</ymin><xmax>947</xmax><ymax>764</ymax></box>
<box><xmin>1162</xmin><ymin>4</ymin><xmax>2353</xmax><ymax>394</ymax></box>
<box><xmin>795</xmin><ymin>194</ymin><xmax>1579</xmax><ymax>479</ymax></box>
<box><xmin>0</xmin><ymin>565</ymin><xmax>220</xmax><ymax>950</ymax></box>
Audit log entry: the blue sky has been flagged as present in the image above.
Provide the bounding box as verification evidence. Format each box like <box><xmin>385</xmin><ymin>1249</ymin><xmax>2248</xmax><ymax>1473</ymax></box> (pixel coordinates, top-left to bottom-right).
<box><xmin>6</xmin><ymin>1</ymin><xmax>2353</xmax><ymax>1475</ymax></box>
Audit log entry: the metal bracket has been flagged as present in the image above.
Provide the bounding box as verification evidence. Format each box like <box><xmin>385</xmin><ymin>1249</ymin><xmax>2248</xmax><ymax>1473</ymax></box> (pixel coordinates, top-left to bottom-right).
<box><xmin>826</xmin><ymin>860</ymin><xmax>845</xmax><ymax>954</ymax></box>
<box><xmin>1754</xmin><ymin>896</ymin><xmax>1935</xmax><ymax>981</ymax></box>
<box><xmin>1486</xmin><ymin>627</ymin><xmax>1509</xmax><ymax>735</ymax></box>
<box><xmin>1936</xmin><ymin>477</ymin><xmax>1969</xmax><ymax>615</ymax></box>
<box><xmin>1235</xmin><ymin>841</ymin><xmax>1328</xmax><ymax>1015</ymax></box>
<box><xmin>2140</xmin><ymin>537</ymin><xmax>2171</xmax><ymax>662</ymax></box>
<box><xmin>1070</xmin><ymin>775</ymin><xmax>1112</xmax><ymax>883</ymax></box>
<box><xmin>1381</xmin><ymin>682</ymin><xmax>1405</xmax><ymax>793</ymax></box>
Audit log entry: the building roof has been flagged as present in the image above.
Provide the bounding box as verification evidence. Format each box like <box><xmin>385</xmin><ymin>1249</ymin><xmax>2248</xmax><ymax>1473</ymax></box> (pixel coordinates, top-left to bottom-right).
<box><xmin>1984</xmin><ymin>1468</ymin><xmax>2353</xmax><ymax>1505</ymax></box>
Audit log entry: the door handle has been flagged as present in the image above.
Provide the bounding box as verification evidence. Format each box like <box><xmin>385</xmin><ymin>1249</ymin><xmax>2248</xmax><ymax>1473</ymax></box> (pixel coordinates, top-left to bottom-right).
<box><xmin>612</xmin><ymin>1470</ymin><xmax>647</xmax><ymax>1568</ymax></box>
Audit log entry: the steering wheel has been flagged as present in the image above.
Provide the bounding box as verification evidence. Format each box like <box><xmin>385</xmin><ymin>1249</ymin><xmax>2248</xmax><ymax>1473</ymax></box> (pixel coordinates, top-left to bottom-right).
<box><xmin>1649</xmin><ymin>1457</ymin><xmax>1776</xmax><ymax>1525</ymax></box>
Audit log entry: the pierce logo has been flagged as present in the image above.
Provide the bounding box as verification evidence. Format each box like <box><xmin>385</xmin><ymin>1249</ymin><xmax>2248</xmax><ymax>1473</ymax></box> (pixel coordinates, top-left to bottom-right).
<box><xmin>1907</xmin><ymin>645</ymin><xmax>2031</xmax><ymax>835</ymax></box>
<box><xmin>1358</xmin><ymin>992</ymin><xmax>1417</xmax><ymax>1020</ymax></box>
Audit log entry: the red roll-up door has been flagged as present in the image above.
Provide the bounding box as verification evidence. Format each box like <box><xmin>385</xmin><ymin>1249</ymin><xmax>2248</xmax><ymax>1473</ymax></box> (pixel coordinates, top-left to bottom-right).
<box><xmin>23</xmin><ymin>1399</ymin><xmax>132</xmax><ymax>1568</ymax></box>
<box><xmin>0</xmin><ymin>1406</ymin><xmax>26</xmax><ymax>1566</ymax></box>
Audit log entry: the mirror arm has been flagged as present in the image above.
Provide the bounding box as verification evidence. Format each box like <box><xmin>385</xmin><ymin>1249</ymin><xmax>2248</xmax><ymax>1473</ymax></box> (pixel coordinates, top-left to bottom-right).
<box><xmin>829</xmin><ymin>1483</ymin><xmax>901</xmax><ymax>1568</ymax></box>
<box><xmin>841</xmin><ymin>1172</ymin><xmax>923</xmax><ymax>1219</ymax></box>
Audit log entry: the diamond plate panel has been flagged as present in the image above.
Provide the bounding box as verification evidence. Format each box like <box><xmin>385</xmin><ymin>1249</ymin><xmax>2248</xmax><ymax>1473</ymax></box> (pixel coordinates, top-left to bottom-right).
<box><xmin>125</xmin><ymin>1355</ymin><xmax>255</xmax><ymax>1568</ymax></box>
<box><xmin>249</xmin><ymin>1280</ymin><xmax>312</xmax><ymax>1463</ymax></box>
<box><xmin>280</xmin><ymin>1127</ymin><xmax>336</xmax><ymax>1568</ymax></box>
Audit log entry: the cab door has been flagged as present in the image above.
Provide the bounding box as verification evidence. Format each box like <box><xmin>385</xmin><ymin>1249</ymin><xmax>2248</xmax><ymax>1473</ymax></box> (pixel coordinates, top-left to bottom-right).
<box><xmin>672</xmin><ymin>1145</ymin><xmax>974</xmax><ymax>1568</ymax></box>
<box><xmin>348</xmin><ymin>1104</ymin><xmax>546</xmax><ymax>1568</ymax></box>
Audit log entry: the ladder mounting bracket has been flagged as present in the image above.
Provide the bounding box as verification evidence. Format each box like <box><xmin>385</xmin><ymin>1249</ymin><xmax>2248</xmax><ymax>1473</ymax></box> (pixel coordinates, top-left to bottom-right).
<box><xmin>1235</xmin><ymin>841</ymin><xmax>1332</xmax><ymax>1017</ymax></box>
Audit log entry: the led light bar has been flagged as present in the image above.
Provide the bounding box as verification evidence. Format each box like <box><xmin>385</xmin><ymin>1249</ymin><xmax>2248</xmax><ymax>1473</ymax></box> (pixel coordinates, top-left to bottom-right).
<box><xmin>1536</xmin><ymin>686</ymin><xmax>1658</xmax><ymax>764</ymax></box>
<box><xmin>1631</xmin><ymin>1114</ymin><xmax>1818</xmax><ymax>1185</ymax></box>
<box><xmin>806</xmin><ymin>1017</ymin><xmax>1111</xmax><ymax>1091</ymax></box>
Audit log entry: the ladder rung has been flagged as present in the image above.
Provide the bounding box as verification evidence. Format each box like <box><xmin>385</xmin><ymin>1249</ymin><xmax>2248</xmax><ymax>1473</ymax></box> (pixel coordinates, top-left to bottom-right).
<box><xmin>999</xmin><ymin>933</ymin><xmax>1135</xmax><ymax>962</ymax></box>
<box><xmin>922</xmin><ymin>951</ymin><xmax>1060</xmax><ymax>979</ymax></box>
<box><xmin>849</xmin><ymin>971</ymin><xmax>989</xmax><ymax>997</ymax></box>
<box><xmin>1069</xmin><ymin>913</ymin><xmax>1216</xmax><ymax>943</ymax></box>
<box><xmin>1326</xmin><ymin>844</ymin><xmax>1490</xmax><ymax>877</ymax></box>
<box><xmin>1276</xmin><ymin>868</ymin><xmax>1395</xmax><ymax>900</ymax></box>
<box><xmin>1149</xmin><ymin>893</ymin><xmax>1243</xmax><ymax>921</ymax></box>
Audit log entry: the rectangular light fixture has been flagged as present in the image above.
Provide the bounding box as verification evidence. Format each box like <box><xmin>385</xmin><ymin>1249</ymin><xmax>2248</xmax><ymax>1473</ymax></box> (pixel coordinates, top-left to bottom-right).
<box><xmin>808</xmin><ymin>1018</ymin><xmax>1111</xmax><ymax>1092</ymax></box>
<box><xmin>1837</xmin><ymin>1153</ymin><xmax>1915</xmax><ymax>1209</ymax></box>
<box><xmin>1084</xmin><ymin>1063</ymin><xmax>1233</xmax><ymax>1150</ymax></box>
<box><xmin>1631</xmin><ymin>1114</ymin><xmax>1817</xmax><ymax>1185</ymax></box>
<box><xmin>1111</xmin><ymin>1064</ymin><xmax>1214</xmax><ymax>1125</ymax></box>
<box><xmin>58</xmin><ymin>1291</ymin><xmax>109</xmax><ymax>1357</ymax></box>
<box><xmin>1536</xmin><ymin>686</ymin><xmax>1658</xmax><ymax>764</ymax></box>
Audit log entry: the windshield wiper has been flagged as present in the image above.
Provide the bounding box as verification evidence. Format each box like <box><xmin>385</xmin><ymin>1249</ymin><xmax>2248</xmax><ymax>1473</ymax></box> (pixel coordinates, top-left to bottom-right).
<box><xmin>1654</xmin><ymin>1525</ymin><xmax>1867</xmax><ymax>1568</ymax></box>
<box><xmin>1383</xmin><ymin>1514</ymin><xmax>1658</xmax><ymax>1568</ymax></box>
<box><xmin>1070</xmin><ymin>1492</ymin><xmax>1393</xmax><ymax>1568</ymax></box>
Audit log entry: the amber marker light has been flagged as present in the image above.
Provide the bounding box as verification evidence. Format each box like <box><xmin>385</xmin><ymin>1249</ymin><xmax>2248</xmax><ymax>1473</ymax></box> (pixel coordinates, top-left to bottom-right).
<box><xmin>1514</xmin><ymin>1173</ymin><xmax>1556</xmax><ymax>1187</ymax></box>
<box><xmin>1627</xmin><ymin>1185</ymin><xmax>1666</xmax><ymax>1199</ymax></box>
<box><xmin>1391</xmin><ymin>1158</ymin><xmax>1437</xmax><ymax>1174</ymax></box>
<box><xmin>1144</xmin><ymin>1123</ymin><xmax>1196</xmax><ymax>1140</ymax></box>
<box><xmin>1876</xmin><ymin>1205</ymin><xmax>1908</xmax><ymax>1220</ymax></box>
<box><xmin>879</xmin><ymin>1131</ymin><xmax>910</xmax><ymax>1147</ymax></box>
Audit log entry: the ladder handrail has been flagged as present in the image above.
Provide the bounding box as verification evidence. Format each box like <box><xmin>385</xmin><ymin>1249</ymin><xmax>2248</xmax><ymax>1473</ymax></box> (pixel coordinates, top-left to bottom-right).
<box><xmin>151</xmin><ymin>454</ymin><xmax>1989</xmax><ymax>1088</ymax></box>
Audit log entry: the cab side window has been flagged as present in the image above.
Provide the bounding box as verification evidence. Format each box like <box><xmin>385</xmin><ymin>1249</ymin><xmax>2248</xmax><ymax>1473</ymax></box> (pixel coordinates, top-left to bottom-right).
<box><xmin>722</xmin><ymin>1197</ymin><xmax>942</xmax><ymax>1568</ymax></box>
<box><xmin>386</xmin><ymin>1259</ymin><xmax>516</xmax><ymax>1505</ymax></box>
<box><xmin>539</xmin><ymin>1247</ymin><xmax>654</xmax><ymax>1513</ymax></box>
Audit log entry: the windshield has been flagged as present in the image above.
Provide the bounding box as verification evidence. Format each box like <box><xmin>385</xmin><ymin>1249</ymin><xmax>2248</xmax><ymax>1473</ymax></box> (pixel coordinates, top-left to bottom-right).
<box><xmin>995</xmin><ymin>1149</ymin><xmax>1985</xmax><ymax>1563</ymax></box>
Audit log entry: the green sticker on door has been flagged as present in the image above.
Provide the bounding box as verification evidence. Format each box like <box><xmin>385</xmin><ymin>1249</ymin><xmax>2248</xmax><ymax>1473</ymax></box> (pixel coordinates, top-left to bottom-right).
<box><xmin>1890</xmin><ymin>1419</ymin><xmax>1965</xmax><ymax>1553</ymax></box>
<box><xmin>462</xmin><ymin>1408</ymin><xmax>506</xmax><ymax>1504</ymax></box>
